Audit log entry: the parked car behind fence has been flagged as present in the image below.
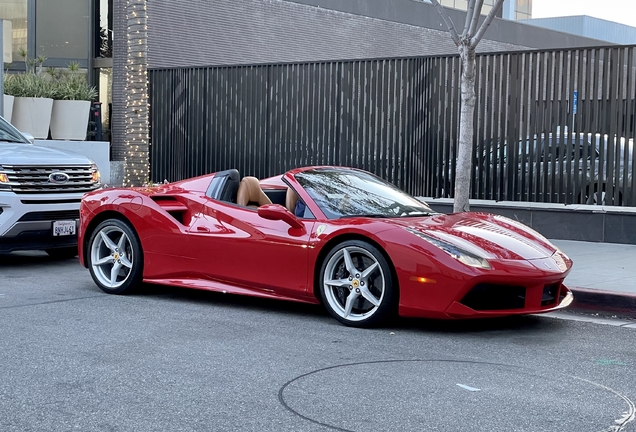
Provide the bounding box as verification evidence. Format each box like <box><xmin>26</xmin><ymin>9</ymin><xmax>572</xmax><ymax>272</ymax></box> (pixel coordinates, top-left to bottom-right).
<box><xmin>441</xmin><ymin>132</ymin><xmax>635</xmax><ymax>207</ymax></box>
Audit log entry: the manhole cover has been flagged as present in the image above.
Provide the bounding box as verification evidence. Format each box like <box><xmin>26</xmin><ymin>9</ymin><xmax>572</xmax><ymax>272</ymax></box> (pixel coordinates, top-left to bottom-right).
<box><xmin>279</xmin><ymin>360</ymin><xmax>634</xmax><ymax>432</ymax></box>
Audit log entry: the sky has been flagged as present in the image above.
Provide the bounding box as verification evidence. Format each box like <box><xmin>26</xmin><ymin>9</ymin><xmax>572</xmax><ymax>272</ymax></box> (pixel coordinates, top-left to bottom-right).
<box><xmin>532</xmin><ymin>0</ymin><xmax>636</xmax><ymax>28</ymax></box>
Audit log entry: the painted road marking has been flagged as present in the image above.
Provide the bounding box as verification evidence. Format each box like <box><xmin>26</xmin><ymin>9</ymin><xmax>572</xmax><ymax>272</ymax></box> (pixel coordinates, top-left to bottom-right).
<box><xmin>539</xmin><ymin>312</ymin><xmax>636</xmax><ymax>328</ymax></box>
<box><xmin>456</xmin><ymin>384</ymin><xmax>481</xmax><ymax>392</ymax></box>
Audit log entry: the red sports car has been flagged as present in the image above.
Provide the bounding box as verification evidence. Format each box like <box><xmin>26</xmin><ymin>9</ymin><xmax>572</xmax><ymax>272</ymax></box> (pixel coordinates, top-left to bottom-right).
<box><xmin>78</xmin><ymin>166</ymin><xmax>573</xmax><ymax>327</ymax></box>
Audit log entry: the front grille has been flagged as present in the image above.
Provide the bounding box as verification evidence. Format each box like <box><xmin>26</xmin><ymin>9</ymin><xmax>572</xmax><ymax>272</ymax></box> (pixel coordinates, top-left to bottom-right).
<box><xmin>460</xmin><ymin>284</ymin><xmax>526</xmax><ymax>311</ymax></box>
<box><xmin>18</xmin><ymin>210</ymin><xmax>80</xmax><ymax>222</ymax></box>
<box><xmin>1</xmin><ymin>165</ymin><xmax>100</xmax><ymax>194</ymax></box>
<box><xmin>21</xmin><ymin>199</ymin><xmax>82</xmax><ymax>205</ymax></box>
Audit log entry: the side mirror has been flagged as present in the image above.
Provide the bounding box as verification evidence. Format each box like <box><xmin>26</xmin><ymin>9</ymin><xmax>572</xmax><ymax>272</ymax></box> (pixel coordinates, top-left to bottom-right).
<box><xmin>257</xmin><ymin>204</ymin><xmax>304</xmax><ymax>230</ymax></box>
<box><xmin>21</xmin><ymin>132</ymin><xmax>35</xmax><ymax>143</ymax></box>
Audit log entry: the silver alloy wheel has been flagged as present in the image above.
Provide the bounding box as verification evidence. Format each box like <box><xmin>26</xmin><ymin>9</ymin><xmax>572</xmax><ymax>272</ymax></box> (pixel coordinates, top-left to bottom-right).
<box><xmin>323</xmin><ymin>246</ymin><xmax>385</xmax><ymax>322</ymax></box>
<box><xmin>90</xmin><ymin>225</ymin><xmax>134</xmax><ymax>289</ymax></box>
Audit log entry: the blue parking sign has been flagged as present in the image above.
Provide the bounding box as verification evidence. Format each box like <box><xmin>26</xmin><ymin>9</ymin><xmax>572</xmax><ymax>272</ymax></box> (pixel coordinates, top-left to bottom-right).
<box><xmin>573</xmin><ymin>91</ymin><xmax>578</xmax><ymax>115</ymax></box>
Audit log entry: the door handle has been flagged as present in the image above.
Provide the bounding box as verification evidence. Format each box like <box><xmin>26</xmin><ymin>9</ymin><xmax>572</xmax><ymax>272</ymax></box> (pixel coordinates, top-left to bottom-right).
<box><xmin>196</xmin><ymin>226</ymin><xmax>211</xmax><ymax>233</ymax></box>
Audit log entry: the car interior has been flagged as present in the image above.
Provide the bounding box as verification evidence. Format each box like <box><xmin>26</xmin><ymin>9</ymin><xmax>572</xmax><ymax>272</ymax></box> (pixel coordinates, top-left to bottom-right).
<box><xmin>205</xmin><ymin>169</ymin><xmax>307</xmax><ymax>217</ymax></box>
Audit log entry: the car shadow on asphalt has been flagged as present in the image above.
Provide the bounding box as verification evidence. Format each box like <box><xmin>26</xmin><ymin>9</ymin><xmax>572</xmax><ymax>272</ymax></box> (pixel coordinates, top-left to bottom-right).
<box><xmin>129</xmin><ymin>283</ymin><xmax>561</xmax><ymax>335</ymax></box>
<box><xmin>0</xmin><ymin>251</ymin><xmax>79</xmax><ymax>267</ymax></box>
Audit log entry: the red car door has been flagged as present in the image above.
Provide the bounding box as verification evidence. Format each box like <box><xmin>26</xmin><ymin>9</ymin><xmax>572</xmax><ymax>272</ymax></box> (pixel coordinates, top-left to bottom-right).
<box><xmin>188</xmin><ymin>200</ymin><xmax>315</xmax><ymax>298</ymax></box>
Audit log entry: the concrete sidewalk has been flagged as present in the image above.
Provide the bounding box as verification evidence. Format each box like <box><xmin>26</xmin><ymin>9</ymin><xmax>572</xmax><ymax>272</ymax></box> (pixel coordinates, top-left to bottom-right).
<box><xmin>551</xmin><ymin>239</ymin><xmax>636</xmax><ymax>317</ymax></box>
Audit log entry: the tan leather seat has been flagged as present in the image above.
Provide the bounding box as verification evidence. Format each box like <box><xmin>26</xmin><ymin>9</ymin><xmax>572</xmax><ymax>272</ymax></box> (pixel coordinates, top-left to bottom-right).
<box><xmin>236</xmin><ymin>176</ymin><xmax>272</xmax><ymax>208</ymax></box>
<box><xmin>285</xmin><ymin>187</ymin><xmax>299</xmax><ymax>214</ymax></box>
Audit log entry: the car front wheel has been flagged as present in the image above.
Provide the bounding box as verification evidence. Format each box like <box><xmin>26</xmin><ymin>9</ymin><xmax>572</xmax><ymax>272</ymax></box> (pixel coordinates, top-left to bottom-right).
<box><xmin>87</xmin><ymin>218</ymin><xmax>143</xmax><ymax>294</ymax></box>
<box><xmin>319</xmin><ymin>240</ymin><xmax>396</xmax><ymax>327</ymax></box>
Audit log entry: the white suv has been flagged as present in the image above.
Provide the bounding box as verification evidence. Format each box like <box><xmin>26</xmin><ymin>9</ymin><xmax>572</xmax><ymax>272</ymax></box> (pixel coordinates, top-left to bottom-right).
<box><xmin>0</xmin><ymin>116</ymin><xmax>101</xmax><ymax>258</ymax></box>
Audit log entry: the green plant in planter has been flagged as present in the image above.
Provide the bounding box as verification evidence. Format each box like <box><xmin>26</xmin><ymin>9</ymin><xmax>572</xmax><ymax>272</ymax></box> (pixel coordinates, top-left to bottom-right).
<box><xmin>52</xmin><ymin>75</ymin><xmax>98</xmax><ymax>101</ymax></box>
<box><xmin>4</xmin><ymin>73</ymin><xmax>56</xmax><ymax>98</ymax></box>
<box><xmin>3</xmin><ymin>49</ymin><xmax>54</xmax><ymax>98</ymax></box>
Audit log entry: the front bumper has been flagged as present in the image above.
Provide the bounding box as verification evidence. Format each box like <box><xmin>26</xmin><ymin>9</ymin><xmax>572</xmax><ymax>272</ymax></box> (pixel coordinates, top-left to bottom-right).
<box><xmin>0</xmin><ymin>191</ymin><xmax>82</xmax><ymax>253</ymax></box>
<box><xmin>444</xmin><ymin>285</ymin><xmax>574</xmax><ymax>318</ymax></box>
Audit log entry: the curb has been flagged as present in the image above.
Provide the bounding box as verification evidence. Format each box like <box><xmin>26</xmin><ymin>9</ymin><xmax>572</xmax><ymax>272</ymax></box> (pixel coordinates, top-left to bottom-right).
<box><xmin>570</xmin><ymin>287</ymin><xmax>636</xmax><ymax>318</ymax></box>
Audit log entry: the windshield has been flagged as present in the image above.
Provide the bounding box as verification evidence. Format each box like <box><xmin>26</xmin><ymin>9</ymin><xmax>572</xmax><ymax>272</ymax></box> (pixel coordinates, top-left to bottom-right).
<box><xmin>0</xmin><ymin>116</ymin><xmax>29</xmax><ymax>143</ymax></box>
<box><xmin>294</xmin><ymin>168</ymin><xmax>434</xmax><ymax>219</ymax></box>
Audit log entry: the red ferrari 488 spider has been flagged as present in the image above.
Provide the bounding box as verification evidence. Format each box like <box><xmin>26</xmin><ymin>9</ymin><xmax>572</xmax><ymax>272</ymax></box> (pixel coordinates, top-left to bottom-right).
<box><xmin>78</xmin><ymin>166</ymin><xmax>573</xmax><ymax>327</ymax></box>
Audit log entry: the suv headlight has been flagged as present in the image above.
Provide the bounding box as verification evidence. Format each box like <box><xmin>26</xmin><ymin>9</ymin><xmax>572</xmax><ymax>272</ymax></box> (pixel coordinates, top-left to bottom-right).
<box><xmin>405</xmin><ymin>227</ymin><xmax>491</xmax><ymax>269</ymax></box>
<box><xmin>0</xmin><ymin>166</ymin><xmax>10</xmax><ymax>189</ymax></box>
<box><xmin>90</xmin><ymin>164</ymin><xmax>101</xmax><ymax>183</ymax></box>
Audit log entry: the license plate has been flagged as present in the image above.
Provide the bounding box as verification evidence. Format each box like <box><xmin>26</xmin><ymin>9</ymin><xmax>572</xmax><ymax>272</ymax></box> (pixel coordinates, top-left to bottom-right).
<box><xmin>53</xmin><ymin>220</ymin><xmax>76</xmax><ymax>236</ymax></box>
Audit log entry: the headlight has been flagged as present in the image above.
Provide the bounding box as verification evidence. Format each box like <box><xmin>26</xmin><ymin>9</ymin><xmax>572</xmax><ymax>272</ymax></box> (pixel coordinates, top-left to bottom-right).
<box><xmin>405</xmin><ymin>227</ymin><xmax>491</xmax><ymax>269</ymax></box>
<box><xmin>90</xmin><ymin>164</ymin><xmax>101</xmax><ymax>183</ymax></box>
<box><xmin>0</xmin><ymin>166</ymin><xmax>10</xmax><ymax>189</ymax></box>
<box><xmin>552</xmin><ymin>250</ymin><xmax>568</xmax><ymax>272</ymax></box>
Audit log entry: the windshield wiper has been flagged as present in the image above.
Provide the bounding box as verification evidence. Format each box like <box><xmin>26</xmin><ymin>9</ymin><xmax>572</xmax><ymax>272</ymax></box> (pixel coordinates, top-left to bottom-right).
<box><xmin>400</xmin><ymin>211</ymin><xmax>433</xmax><ymax>217</ymax></box>
<box><xmin>340</xmin><ymin>214</ymin><xmax>387</xmax><ymax>219</ymax></box>
<box><xmin>1</xmin><ymin>138</ymin><xmax>27</xmax><ymax>143</ymax></box>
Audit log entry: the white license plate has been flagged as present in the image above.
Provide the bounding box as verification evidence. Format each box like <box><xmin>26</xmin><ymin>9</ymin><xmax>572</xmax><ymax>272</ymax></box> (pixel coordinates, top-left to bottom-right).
<box><xmin>53</xmin><ymin>220</ymin><xmax>76</xmax><ymax>236</ymax></box>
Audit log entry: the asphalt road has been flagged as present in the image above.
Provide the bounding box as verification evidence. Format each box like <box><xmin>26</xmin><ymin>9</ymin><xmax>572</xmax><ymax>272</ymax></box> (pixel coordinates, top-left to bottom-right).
<box><xmin>1</xmin><ymin>252</ymin><xmax>635</xmax><ymax>432</ymax></box>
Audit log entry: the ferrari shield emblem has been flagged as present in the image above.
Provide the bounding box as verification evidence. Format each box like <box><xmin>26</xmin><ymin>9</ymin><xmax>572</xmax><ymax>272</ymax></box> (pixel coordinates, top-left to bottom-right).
<box><xmin>316</xmin><ymin>225</ymin><xmax>326</xmax><ymax>236</ymax></box>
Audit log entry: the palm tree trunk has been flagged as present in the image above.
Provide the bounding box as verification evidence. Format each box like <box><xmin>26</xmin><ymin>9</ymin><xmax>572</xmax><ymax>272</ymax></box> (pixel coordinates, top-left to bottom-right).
<box><xmin>124</xmin><ymin>0</ymin><xmax>149</xmax><ymax>186</ymax></box>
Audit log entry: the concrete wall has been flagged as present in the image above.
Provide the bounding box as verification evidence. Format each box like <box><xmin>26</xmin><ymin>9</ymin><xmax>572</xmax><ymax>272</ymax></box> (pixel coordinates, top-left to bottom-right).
<box><xmin>144</xmin><ymin>0</ymin><xmax>527</xmax><ymax>69</ymax></box>
<box><xmin>284</xmin><ymin>0</ymin><xmax>607</xmax><ymax>50</ymax></box>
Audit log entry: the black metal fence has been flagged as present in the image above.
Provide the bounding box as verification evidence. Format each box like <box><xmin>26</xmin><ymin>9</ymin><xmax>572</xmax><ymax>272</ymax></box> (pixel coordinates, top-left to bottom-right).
<box><xmin>149</xmin><ymin>45</ymin><xmax>636</xmax><ymax>206</ymax></box>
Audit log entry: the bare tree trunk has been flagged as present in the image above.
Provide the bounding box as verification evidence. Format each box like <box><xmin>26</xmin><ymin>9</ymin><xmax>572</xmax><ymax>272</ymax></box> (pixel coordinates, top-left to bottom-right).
<box><xmin>454</xmin><ymin>45</ymin><xmax>476</xmax><ymax>213</ymax></box>
<box><xmin>430</xmin><ymin>0</ymin><xmax>504</xmax><ymax>213</ymax></box>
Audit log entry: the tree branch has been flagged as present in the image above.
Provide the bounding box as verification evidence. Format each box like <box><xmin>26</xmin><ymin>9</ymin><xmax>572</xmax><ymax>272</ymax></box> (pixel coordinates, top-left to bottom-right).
<box><xmin>429</xmin><ymin>0</ymin><xmax>461</xmax><ymax>46</ymax></box>
<box><xmin>467</xmin><ymin>0</ymin><xmax>485</xmax><ymax>36</ymax></box>
<box><xmin>470</xmin><ymin>0</ymin><xmax>505</xmax><ymax>46</ymax></box>
<box><xmin>462</xmin><ymin>0</ymin><xmax>476</xmax><ymax>38</ymax></box>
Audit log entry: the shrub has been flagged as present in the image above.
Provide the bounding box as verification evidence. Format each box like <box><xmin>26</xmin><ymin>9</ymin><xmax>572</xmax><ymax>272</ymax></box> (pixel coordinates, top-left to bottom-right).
<box><xmin>3</xmin><ymin>73</ymin><xmax>55</xmax><ymax>98</ymax></box>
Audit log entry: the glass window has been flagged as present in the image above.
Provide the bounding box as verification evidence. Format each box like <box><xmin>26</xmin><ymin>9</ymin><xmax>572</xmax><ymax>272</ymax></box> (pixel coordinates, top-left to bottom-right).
<box><xmin>0</xmin><ymin>0</ymin><xmax>27</xmax><ymax>63</ymax></box>
<box><xmin>295</xmin><ymin>168</ymin><xmax>433</xmax><ymax>220</ymax></box>
<box><xmin>97</xmin><ymin>0</ymin><xmax>112</xmax><ymax>58</ymax></box>
<box><xmin>97</xmin><ymin>68</ymin><xmax>112</xmax><ymax>139</ymax></box>
<box><xmin>516</xmin><ymin>0</ymin><xmax>531</xmax><ymax>15</ymax></box>
<box><xmin>0</xmin><ymin>115</ymin><xmax>28</xmax><ymax>143</ymax></box>
<box><xmin>455</xmin><ymin>0</ymin><xmax>468</xmax><ymax>11</ymax></box>
<box><xmin>36</xmin><ymin>0</ymin><xmax>88</xmax><ymax>58</ymax></box>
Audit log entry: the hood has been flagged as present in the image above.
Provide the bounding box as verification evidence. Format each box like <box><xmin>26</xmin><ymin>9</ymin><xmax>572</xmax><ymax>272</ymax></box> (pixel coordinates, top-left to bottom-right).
<box><xmin>390</xmin><ymin>212</ymin><xmax>556</xmax><ymax>261</ymax></box>
<box><xmin>0</xmin><ymin>143</ymin><xmax>93</xmax><ymax>165</ymax></box>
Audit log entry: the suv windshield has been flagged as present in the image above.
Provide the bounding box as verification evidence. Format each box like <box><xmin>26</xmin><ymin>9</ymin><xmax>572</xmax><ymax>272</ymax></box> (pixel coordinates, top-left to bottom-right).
<box><xmin>294</xmin><ymin>168</ymin><xmax>434</xmax><ymax>219</ymax></box>
<box><xmin>0</xmin><ymin>117</ymin><xmax>29</xmax><ymax>143</ymax></box>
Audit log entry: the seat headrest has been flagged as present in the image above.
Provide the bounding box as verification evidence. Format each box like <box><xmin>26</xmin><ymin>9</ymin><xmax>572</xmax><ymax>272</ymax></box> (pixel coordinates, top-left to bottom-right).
<box><xmin>237</xmin><ymin>176</ymin><xmax>272</xmax><ymax>207</ymax></box>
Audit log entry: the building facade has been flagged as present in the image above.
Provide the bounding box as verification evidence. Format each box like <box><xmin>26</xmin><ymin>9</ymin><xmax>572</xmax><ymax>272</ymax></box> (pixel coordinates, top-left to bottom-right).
<box><xmin>522</xmin><ymin>15</ymin><xmax>636</xmax><ymax>45</ymax></box>
<box><xmin>1</xmin><ymin>0</ymin><xmax>609</xmax><ymax>184</ymax></box>
<box><xmin>0</xmin><ymin>0</ymin><xmax>113</xmax><ymax>140</ymax></box>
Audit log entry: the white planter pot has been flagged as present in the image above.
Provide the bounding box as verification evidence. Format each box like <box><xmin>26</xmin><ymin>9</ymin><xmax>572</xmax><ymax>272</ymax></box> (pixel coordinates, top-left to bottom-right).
<box><xmin>50</xmin><ymin>100</ymin><xmax>92</xmax><ymax>141</ymax></box>
<box><xmin>12</xmin><ymin>97</ymin><xmax>54</xmax><ymax>139</ymax></box>
<box><xmin>3</xmin><ymin>94</ymin><xmax>14</xmax><ymax>122</ymax></box>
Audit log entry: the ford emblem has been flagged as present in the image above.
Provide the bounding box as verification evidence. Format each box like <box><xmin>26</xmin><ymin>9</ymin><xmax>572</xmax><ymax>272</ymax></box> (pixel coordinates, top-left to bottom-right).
<box><xmin>49</xmin><ymin>172</ymin><xmax>70</xmax><ymax>183</ymax></box>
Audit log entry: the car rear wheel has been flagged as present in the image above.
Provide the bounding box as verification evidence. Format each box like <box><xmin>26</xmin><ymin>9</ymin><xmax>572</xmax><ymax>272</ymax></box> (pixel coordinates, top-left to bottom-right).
<box><xmin>87</xmin><ymin>219</ymin><xmax>143</xmax><ymax>294</ymax></box>
<box><xmin>319</xmin><ymin>240</ymin><xmax>395</xmax><ymax>327</ymax></box>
